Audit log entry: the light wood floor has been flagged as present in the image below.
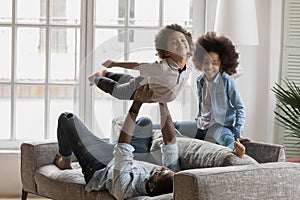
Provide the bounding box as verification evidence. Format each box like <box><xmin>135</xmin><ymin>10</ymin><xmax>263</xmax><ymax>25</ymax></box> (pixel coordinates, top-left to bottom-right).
<box><xmin>0</xmin><ymin>198</ymin><xmax>47</xmax><ymax>200</ymax></box>
<box><xmin>0</xmin><ymin>194</ymin><xmax>48</xmax><ymax>199</ymax></box>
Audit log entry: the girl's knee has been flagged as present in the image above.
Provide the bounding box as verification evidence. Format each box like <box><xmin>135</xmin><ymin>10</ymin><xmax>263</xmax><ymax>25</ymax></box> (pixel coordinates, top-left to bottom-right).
<box><xmin>218</xmin><ymin>134</ymin><xmax>235</xmax><ymax>148</ymax></box>
<box><xmin>136</xmin><ymin>117</ymin><xmax>153</xmax><ymax>127</ymax></box>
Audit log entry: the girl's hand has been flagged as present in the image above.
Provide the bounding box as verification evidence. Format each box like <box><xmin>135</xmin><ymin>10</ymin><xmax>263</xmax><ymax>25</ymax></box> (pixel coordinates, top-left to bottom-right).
<box><xmin>102</xmin><ymin>60</ymin><xmax>114</xmax><ymax>68</ymax></box>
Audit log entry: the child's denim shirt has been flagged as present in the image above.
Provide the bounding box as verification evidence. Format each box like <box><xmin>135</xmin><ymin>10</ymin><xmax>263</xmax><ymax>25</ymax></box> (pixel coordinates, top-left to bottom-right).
<box><xmin>196</xmin><ymin>71</ymin><xmax>246</xmax><ymax>138</ymax></box>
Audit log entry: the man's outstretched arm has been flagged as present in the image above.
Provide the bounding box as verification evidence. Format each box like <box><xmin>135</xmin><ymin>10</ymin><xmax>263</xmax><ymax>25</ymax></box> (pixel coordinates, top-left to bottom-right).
<box><xmin>159</xmin><ymin>103</ymin><xmax>176</xmax><ymax>145</ymax></box>
<box><xmin>159</xmin><ymin>103</ymin><xmax>179</xmax><ymax>172</ymax></box>
<box><xmin>118</xmin><ymin>84</ymin><xmax>154</xmax><ymax>144</ymax></box>
<box><xmin>113</xmin><ymin>85</ymin><xmax>153</xmax><ymax>200</ymax></box>
<box><xmin>117</xmin><ymin>100</ymin><xmax>142</xmax><ymax>144</ymax></box>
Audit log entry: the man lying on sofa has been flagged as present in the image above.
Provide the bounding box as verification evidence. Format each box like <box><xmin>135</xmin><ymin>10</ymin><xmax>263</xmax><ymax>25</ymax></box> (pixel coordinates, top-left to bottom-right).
<box><xmin>53</xmin><ymin>84</ymin><xmax>180</xmax><ymax>199</ymax></box>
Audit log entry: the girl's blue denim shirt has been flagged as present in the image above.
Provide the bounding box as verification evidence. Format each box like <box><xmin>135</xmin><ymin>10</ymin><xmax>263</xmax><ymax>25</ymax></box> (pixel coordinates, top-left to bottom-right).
<box><xmin>196</xmin><ymin>71</ymin><xmax>246</xmax><ymax>138</ymax></box>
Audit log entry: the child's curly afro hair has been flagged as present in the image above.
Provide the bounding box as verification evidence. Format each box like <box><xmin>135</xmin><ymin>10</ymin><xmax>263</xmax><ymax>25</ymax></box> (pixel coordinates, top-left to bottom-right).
<box><xmin>155</xmin><ymin>24</ymin><xmax>195</xmax><ymax>59</ymax></box>
<box><xmin>193</xmin><ymin>31</ymin><xmax>239</xmax><ymax>75</ymax></box>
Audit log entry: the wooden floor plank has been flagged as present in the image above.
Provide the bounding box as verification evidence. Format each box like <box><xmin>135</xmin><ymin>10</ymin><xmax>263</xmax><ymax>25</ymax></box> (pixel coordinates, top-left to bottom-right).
<box><xmin>0</xmin><ymin>194</ymin><xmax>48</xmax><ymax>199</ymax></box>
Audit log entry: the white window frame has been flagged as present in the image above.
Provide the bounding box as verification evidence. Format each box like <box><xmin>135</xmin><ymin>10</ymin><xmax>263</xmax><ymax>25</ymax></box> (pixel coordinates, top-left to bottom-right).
<box><xmin>0</xmin><ymin>0</ymin><xmax>206</xmax><ymax>149</ymax></box>
<box><xmin>0</xmin><ymin>0</ymin><xmax>83</xmax><ymax>149</ymax></box>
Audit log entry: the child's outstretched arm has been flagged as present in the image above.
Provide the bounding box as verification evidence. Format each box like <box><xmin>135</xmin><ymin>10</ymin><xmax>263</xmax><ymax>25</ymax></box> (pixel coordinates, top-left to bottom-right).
<box><xmin>102</xmin><ymin>60</ymin><xmax>140</xmax><ymax>70</ymax></box>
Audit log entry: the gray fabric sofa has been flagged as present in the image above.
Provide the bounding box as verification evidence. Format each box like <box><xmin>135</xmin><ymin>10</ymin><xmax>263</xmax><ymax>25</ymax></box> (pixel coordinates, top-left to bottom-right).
<box><xmin>21</xmin><ymin>134</ymin><xmax>300</xmax><ymax>200</ymax></box>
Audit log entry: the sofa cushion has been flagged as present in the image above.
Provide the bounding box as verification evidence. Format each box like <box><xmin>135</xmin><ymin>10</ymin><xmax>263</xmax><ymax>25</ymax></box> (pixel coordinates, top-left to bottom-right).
<box><xmin>178</xmin><ymin>137</ymin><xmax>258</xmax><ymax>169</ymax></box>
<box><xmin>35</xmin><ymin>162</ymin><xmax>116</xmax><ymax>200</ymax></box>
<box><xmin>37</xmin><ymin>162</ymin><xmax>85</xmax><ymax>184</ymax></box>
<box><xmin>128</xmin><ymin>193</ymin><xmax>173</xmax><ymax>200</ymax></box>
<box><xmin>150</xmin><ymin>131</ymin><xmax>258</xmax><ymax>170</ymax></box>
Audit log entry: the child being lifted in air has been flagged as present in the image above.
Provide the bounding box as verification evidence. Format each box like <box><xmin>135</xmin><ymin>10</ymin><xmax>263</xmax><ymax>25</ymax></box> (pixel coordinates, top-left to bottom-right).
<box><xmin>88</xmin><ymin>24</ymin><xmax>195</xmax><ymax>103</ymax></box>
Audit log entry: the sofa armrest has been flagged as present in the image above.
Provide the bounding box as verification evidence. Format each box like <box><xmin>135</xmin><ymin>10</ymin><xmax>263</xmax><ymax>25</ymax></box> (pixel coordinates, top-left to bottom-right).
<box><xmin>174</xmin><ymin>162</ymin><xmax>300</xmax><ymax>200</ymax></box>
<box><xmin>242</xmin><ymin>141</ymin><xmax>286</xmax><ymax>163</ymax></box>
<box><xmin>21</xmin><ymin>141</ymin><xmax>59</xmax><ymax>194</ymax></box>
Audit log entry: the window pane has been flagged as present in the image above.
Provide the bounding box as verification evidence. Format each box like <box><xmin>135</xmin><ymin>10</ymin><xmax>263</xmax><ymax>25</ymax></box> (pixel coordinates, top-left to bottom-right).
<box><xmin>128</xmin><ymin>29</ymin><xmax>157</xmax><ymax>62</ymax></box>
<box><xmin>138</xmin><ymin>103</ymin><xmax>160</xmax><ymax>124</ymax></box>
<box><xmin>132</xmin><ymin>0</ymin><xmax>159</xmax><ymax>26</ymax></box>
<box><xmin>0</xmin><ymin>27</ymin><xmax>11</xmax><ymax>81</ymax></box>
<box><xmin>16</xmin><ymin>85</ymin><xmax>45</xmax><ymax>140</ymax></box>
<box><xmin>168</xmin><ymin>95</ymin><xmax>186</xmax><ymax>121</ymax></box>
<box><xmin>0</xmin><ymin>0</ymin><xmax>12</xmax><ymax>23</ymax></box>
<box><xmin>0</xmin><ymin>85</ymin><xmax>11</xmax><ymax>139</ymax></box>
<box><xmin>50</xmin><ymin>0</ymin><xmax>81</xmax><ymax>25</ymax></box>
<box><xmin>16</xmin><ymin>27</ymin><xmax>46</xmax><ymax>82</ymax></box>
<box><xmin>95</xmin><ymin>0</ymin><xmax>124</xmax><ymax>26</ymax></box>
<box><xmin>163</xmin><ymin>0</ymin><xmax>192</xmax><ymax>26</ymax></box>
<box><xmin>94</xmin><ymin>29</ymin><xmax>125</xmax><ymax>71</ymax></box>
<box><xmin>128</xmin><ymin>49</ymin><xmax>157</xmax><ymax>62</ymax></box>
<box><xmin>94</xmin><ymin>97</ymin><xmax>118</xmax><ymax>139</ymax></box>
<box><xmin>49</xmin><ymin>85</ymin><xmax>77</xmax><ymax>139</ymax></box>
<box><xmin>16</xmin><ymin>0</ymin><xmax>46</xmax><ymax>24</ymax></box>
<box><xmin>50</xmin><ymin>28</ymin><xmax>80</xmax><ymax>82</ymax></box>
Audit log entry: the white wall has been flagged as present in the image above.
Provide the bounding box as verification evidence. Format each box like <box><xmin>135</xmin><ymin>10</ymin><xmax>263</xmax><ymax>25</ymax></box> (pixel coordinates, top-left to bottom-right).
<box><xmin>0</xmin><ymin>151</ymin><xmax>23</xmax><ymax>195</ymax></box>
<box><xmin>236</xmin><ymin>0</ymin><xmax>282</xmax><ymax>144</ymax></box>
<box><xmin>0</xmin><ymin>0</ymin><xmax>283</xmax><ymax>195</ymax></box>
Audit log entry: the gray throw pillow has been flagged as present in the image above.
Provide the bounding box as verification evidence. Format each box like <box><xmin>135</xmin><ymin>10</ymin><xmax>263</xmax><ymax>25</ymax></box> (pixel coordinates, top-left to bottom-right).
<box><xmin>150</xmin><ymin>132</ymin><xmax>258</xmax><ymax>170</ymax></box>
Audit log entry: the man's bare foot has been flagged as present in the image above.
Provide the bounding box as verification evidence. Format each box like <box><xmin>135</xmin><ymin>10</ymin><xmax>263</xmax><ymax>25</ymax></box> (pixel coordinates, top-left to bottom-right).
<box><xmin>88</xmin><ymin>70</ymin><xmax>108</xmax><ymax>86</ymax></box>
<box><xmin>234</xmin><ymin>140</ymin><xmax>246</xmax><ymax>158</ymax></box>
<box><xmin>53</xmin><ymin>153</ymin><xmax>72</xmax><ymax>170</ymax></box>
